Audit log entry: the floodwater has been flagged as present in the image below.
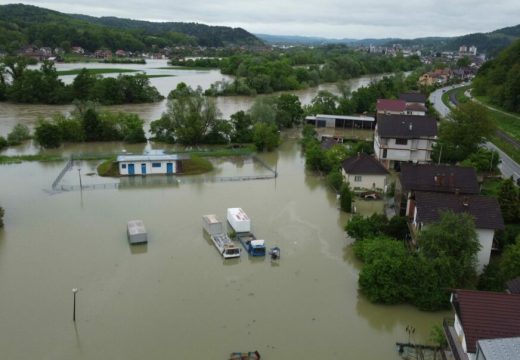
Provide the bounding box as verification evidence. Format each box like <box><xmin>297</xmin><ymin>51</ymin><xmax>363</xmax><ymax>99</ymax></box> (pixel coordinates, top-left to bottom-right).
<box><xmin>0</xmin><ymin>138</ymin><xmax>447</xmax><ymax>360</ymax></box>
<box><xmin>0</xmin><ymin>59</ymin><xmax>390</xmax><ymax>136</ymax></box>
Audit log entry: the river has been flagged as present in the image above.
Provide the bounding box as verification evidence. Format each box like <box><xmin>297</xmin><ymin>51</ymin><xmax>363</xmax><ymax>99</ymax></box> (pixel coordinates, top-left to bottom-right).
<box><xmin>0</xmin><ymin>64</ymin><xmax>446</xmax><ymax>359</ymax></box>
<box><xmin>1</xmin><ymin>59</ymin><xmax>390</xmax><ymax>137</ymax></box>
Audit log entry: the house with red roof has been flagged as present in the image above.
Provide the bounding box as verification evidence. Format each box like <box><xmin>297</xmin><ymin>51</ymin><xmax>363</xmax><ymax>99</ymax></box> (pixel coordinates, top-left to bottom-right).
<box><xmin>444</xmin><ymin>290</ymin><xmax>520</xmax><ymax>360</ymax></box>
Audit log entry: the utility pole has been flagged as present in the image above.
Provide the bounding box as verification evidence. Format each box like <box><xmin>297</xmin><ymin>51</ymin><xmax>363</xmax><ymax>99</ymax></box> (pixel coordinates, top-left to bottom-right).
<box><xmin>72</xmin><ymin>288</ymin><xmax>78</xmax><ymax>322</ymax></box>
<box><xmin>78</xmin><ymin>168</ymin><xmax>83</xmax><ymax>190</ymax></box>
<box><xmin>437</xmin><ymin>144</ymin><xmax>443</xmax><ymax>165</ymax></box>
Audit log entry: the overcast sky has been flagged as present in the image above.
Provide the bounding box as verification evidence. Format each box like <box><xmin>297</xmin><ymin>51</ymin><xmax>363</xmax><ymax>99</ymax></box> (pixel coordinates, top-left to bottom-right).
<box><xmin>2</xmin><ymin>0</ymin><xmax>519</xmax><ymax>39</ymax></box>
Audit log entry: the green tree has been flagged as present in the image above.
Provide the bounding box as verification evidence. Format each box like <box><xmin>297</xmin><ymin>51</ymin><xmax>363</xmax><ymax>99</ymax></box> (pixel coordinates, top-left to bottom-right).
<box><xmin>432</xmin><ymin>102</ymin><xmax>495</xmax><ymax>163</ymax></box>
<box><xmin>34</xmin><ymin>119</ymin><xmax>62</xmax><ymax>148</ymax></box>
<box><xmin>0</xmin><ymin>205</ymin><xmax>4</xmax><ymax>228</ymax></box>
<box><xmin>7</xmin><ymin>123</ymin><xmax>31</xmax><ymax>145</ymax></box>
<box><xmin>345</xmin><ymin>214</ymin><xmax>388</xmax><ymax>241</ymax></box>
<box><xmin>82</xmin><ymin>108</ymin><xmax>103</xmax><ymax>141</ymax></box>
<box><xmin>252</xmin><ymin>122</ymin><xmax>279</xmax><ymax>151</ymax></box>
<box><xmin>275</xmin><ymin>94</ymin><xmax>304</xmax><ymax>128</ymax></box>
<box><xmin>0</xmin><ymin>136</ymin><xmax>7</xmax><ymax>150</ymax></box>
<box><xmin>72</xmin><ymin>68</ymin><xmax>98</xmax><ymax>100</ymax></box>
<box><xmin>418</xmin><ymin>211</ymin><xmax>480</xmax><ymax>287</ymax></box>
<box><xmin>151</xmin><ymin>84</ymin><xmax>220</xmax><ymax>145</ymax></box>
<box><xmin>249</xmin><ymin>96</ymin><xmax>277</xmax><ymax>124</ymax></box>
<box><xmin>326</xmin><ymin>169</ymin><xmax>343</xmax><ymax>192</ymax></box>
<box><xmin>498</xmin><ymin>239</ymin><xmax>520</xmax><ymax>285</ymax></box>
<box><xmin>497</xmin><ymin>178</ymin><xmax>520</xmax><ymax>223</ymax></box>
<box><xmin>339</xmin><ymin>183</ymin><xmax>353</xmax><ymax>212</ymax></box>
<box><xmin>230</xmin><ymin>111</ymin><xmax>254</xmax><ymax>143</ymax></box>
<box><xmin>460</xmin><ymin>147</ymin><xmax>500</xmax><ymax>173</ymax></box>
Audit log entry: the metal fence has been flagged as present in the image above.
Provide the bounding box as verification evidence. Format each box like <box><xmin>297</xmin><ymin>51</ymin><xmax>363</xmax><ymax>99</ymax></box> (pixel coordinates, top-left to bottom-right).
<box><xmin>51</xmin><ymin>156</ymin><xmax>74</xmax><ymax>190</ymax></box>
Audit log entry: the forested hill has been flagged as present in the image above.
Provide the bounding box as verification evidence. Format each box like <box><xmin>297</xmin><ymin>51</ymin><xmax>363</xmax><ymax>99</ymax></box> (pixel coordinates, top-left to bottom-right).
<box><xmin>72</xmin><ymin>14</ymin><xmax>262</xmax><ymax>48</ymax></box>
<box><xmin>0</xmin><ymin>4</ymin><xmax>263</xmax><ymax>52</ymax></box>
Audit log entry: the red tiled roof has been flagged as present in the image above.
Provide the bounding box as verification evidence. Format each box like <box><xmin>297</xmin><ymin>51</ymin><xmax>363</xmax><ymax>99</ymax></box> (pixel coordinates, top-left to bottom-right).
<box><xmin>453</xmin><ymin>290</ymin><xmax>520</xmax><ymax>354</ymax></box>
<box><xmin>406</xmin><ymin>103</ymin><xmax>427</xmax><ymax>112</ymax></box>
<box><xmin>376</xmin><ymin>99</ymin><xmax>406</xmax><ymax>112</ymax></box>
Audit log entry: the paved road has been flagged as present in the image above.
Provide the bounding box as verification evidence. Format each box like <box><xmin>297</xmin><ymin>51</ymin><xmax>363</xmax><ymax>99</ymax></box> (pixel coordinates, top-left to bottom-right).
<box><xmin>429</xmin><ymin>84</ymin><xmax>520</xmax><ymax>181</ymax></box>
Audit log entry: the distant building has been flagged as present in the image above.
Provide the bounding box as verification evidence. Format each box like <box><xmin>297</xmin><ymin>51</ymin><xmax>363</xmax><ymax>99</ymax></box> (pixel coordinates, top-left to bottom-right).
<box><xmin>71</xmin><ymin>46</ymin><xmax>85</xmax><ymax>54</ymax></box>
<box><xmin>373</xmin><ymin>114</ymin><xmax>437</xmax><ymax>169</ymax></box>
<box><xmin>341</xmin><ymin>153</ymin><xmax>389</xmax><ymax>192</ymax></box>
<box><xmin>115</xmin><ymin>49</ymin><xmax>127</xmax><ymax>57</ymax></box>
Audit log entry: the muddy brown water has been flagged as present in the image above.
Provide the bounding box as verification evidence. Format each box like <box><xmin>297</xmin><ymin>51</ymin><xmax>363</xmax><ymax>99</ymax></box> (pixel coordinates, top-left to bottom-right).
<box><xmin>0</xmin><ymin>137</ymin><xmax>447</xmax><ymax>360</ymax></box>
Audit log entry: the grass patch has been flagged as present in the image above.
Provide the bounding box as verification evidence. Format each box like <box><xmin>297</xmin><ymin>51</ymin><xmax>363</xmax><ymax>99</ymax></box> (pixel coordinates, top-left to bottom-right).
<box><xmin>57</xmin><ymin>68</ymin><xmax>139</xmax><ymax>76</ymax></box>
<box><xmin>474</xmin><ymin>96</ymin><xmax>520</xmax><ymax>141</ymax></box>
<box><xmin>97</xmin><ymin>157</ymin><xmax>119</xmax><ymax>177</ymax></box>
<box><xmin>180</xmin><ymin>156</ymin><xmax>214</xmax><ymax>175</ymax></box>
<box><xmin>480</xmin><ymin>177</ymin><xmax>503</xmax><ymax>197</ymax></box>
<box><xmin>0</xmin><ymin>154</ymin><xmax>64</xmax><ymax>164</ymax></box>
<box><xmin>488</xmin><ymin>134</ymin><xmax>520</xmax><ymax>164</ymax></box>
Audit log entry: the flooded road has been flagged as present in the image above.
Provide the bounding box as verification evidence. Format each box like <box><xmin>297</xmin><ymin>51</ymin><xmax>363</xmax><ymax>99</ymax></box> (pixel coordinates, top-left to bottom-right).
<box><xmin>0</xmin><ymin>139</ymin><xmax>446</xmax><ymax>360</ymax></box>
<box><xmin>0</xmin><ymin>60</ymin><xmax>390</xmax><ymax>136</ymax></box>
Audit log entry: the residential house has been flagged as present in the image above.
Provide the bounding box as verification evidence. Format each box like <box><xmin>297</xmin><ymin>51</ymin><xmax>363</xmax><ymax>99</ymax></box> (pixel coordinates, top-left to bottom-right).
<box><xmin>305</xmin><ymin>114</ymin><xmax>375</xmax><ymax>129</ymax></box>
<box><xmin>418</xmin><ymin>68</ymin><xmax>452</xmax><ymax>86</ymax></box>
<box><xmin>94</xmin><ymin>49</ymin><xmax>112</xmax><ymax>59</ymax></box>
<box><xmin>373</xmin><ymin>114</ymin><xmax>437</xmax><ymax>169</ymax></box>
<box><xmin>341</xmin><ymin>153</ymin><xmax>389</xmax><ymax>192</ymax></box>
<box><xmin>71</xmin><ymin>46</ymin><xmax>85</xmax><ymax>54</ymax></box>
<box><xmin>396</xmin><ymin>163</ymin><xmax>479</xmax><ymax>216</ymax></box>
<box><xmin>377</xmin><ymin>98</ymin><xmax>426</xmax><ymax>116</ymax></box>
<box><xmin>409</xmin><ymin>192</ymin><xmax>504</xmax><ymax>272</ymax></box>
<box><xmin>399</xmin><ymin>92</ymin><xmax>427</xmax><ymax>115</ymax></box>
<box><xmin>444</xmin><ymin>290</ymin><xmax>520</xmax><ymax>360</ymax></box>
<box><xmin>115</xmin><ymin>49</ymin><xmax>127</xmax><ymax>57</ymax></box>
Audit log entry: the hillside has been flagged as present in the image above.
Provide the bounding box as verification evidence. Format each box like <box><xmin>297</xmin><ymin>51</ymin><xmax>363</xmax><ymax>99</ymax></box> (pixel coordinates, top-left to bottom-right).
<box><xmin>258</xmin><ymin>24</ymin><xmax>520</xmax><ymax>56</ymax></box>
<box><xmin>473</xmin><ymin>39</ymin><xmax>520</xmax><ymax>112</ymax></box>
<box><xmin>0</xmin><ymin>4</ymin><xmax>263</xmax><ymax>52</ymax></box>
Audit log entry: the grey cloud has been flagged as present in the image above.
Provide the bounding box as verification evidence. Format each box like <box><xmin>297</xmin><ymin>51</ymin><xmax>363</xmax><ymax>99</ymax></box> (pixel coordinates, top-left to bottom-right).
<box><xmin>2</xmin><ymin>0</ymin><xmax>519</xmax><ymax>38</ymax></box>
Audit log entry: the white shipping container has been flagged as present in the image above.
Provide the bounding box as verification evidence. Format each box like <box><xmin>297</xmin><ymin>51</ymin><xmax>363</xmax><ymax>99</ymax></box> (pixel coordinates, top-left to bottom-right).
<box><xmin>202</xmin><ymin>214</ymin><xmax>224</xmax><ymax>236</ymax></box>
<box><xmin>227</xmin><ymin>208</ymin><xmax>251</xmax><ymax>233</ymax></box>
<box><xmin>127</xmin><ymin>220</ymin><xmax>147</xmax><ymax>244</ymax></box>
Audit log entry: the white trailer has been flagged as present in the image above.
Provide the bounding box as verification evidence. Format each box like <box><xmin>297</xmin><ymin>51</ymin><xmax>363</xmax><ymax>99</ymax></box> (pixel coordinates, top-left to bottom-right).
<box><xmin>227</xmin><ymin>208</ymin><xmax>251</xmax><ymax>233</ymax></box>
<box><xmin>202</xmin><ymin>214</ymin><xmax>224</xmax><ymax>236</ymax></box>
<box><xmin>127</xmin><ymin>220</ymin><xmax>147</xmax><ymax>244</ymax></box>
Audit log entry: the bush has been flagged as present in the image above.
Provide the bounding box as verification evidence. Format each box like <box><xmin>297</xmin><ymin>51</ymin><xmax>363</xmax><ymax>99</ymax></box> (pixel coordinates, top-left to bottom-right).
<box><xmin>7</xmin><ymin>124</ymin><xmax>31</xmax><ymax>145</ymax></box>
<box><xmin>326</xmin><ymin>170</ymin><xmax>344</xmax><ymax>192</ymax></box>
<box><xmin>339</xmin><ymin>183</ymin><xmax>353</xmax><ymax>212</ymax></box>
<box><xmin>34</xmin><ymin>120</ymin><xmax>62</xmax><ymax>148</ymax></box>
<box><xmin>0</xmin><ymin>136</ymin><xmax>7</xmax><ymax>150</ymax></box>
<box><xmin>0</xmin><ymin>206</ymin><xmax>4</xmax><ymax>227</ymax></box>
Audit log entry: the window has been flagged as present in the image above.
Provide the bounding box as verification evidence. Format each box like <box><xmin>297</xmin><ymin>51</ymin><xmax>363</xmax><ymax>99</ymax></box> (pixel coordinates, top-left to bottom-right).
<box><xmin>382</xmin><ymin>149</ymin><xmax>388</xmax><ymax>158</ymax></box>
<box><xmin>354</xmin><ymin>176</ymin><xmax>362</xmax><ymax>182</ymax></box>
<box><xmin>122</xmin><ymin>164</ymin><xmax>127</xmax><ymax>169</ymax></box>
<box><xmin>152</xmin><ymin>162</ymin><xmax>161</xmax><ymax>168</ymax></box>
<box><xmin>396</xmin><ymin>138</ymin><xmax>408</xmax><ymax>145</ymax></box>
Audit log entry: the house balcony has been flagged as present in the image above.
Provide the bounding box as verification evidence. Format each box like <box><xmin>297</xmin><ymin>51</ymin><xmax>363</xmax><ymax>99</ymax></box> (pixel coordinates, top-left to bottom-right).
<box><xmin>443</xmin><ymin>318</ymin><xmax>469</xmax><ymax>360</ymax></box>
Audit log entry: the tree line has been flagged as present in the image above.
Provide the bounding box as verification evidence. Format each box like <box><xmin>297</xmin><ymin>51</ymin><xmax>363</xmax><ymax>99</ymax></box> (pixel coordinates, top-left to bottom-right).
<box><xmin>203</xmin><ymin>46</ymin><xmax>423</xmax><ymax>96</ymax></box>
<box><xmin>0</xmin><ymin>57</ymin><xmax>163</xmax><ymax>104</ymax></box>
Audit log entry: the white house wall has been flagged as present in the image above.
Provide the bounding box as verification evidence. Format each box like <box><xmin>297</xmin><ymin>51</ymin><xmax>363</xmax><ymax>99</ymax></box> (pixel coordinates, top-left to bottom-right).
<box><xmin>374</xmin><ymin>133</ymin><xmax>434</xmax><ymax>164</ymax></box>
<box><xmin>119</xmin><ymin>161</ymin><xmax>177</xmax><ymax>176</ymax></box>
<box><xmin>476</xmin><ymin>229</ymin><xmax>494</xmax><ymax>273</ymax></box>
<box><xmin>342</xmin><ymin>170</ymin><xmax>387</xmax><ymax>191</ymax></box>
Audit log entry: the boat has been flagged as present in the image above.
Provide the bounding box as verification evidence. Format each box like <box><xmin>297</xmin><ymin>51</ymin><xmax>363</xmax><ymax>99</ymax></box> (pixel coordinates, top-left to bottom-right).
<box><xmin>268</xmin><ymin>246</ymin><xmax>281</xmax><ymax>260</ymax></box>
<box><xmin>229</xmin><ymin>351</ymin><xmax>261</xmax><ymax>360</ymax></box>
<box><xmin>211</xmin><ymin>233</ymin><xmax>241</xmax><ymax>259</ymax></box>
<box><xmin>202</xmin><ymin>215</ymin><xmax>241</xmax><ymax>259</ymax></box>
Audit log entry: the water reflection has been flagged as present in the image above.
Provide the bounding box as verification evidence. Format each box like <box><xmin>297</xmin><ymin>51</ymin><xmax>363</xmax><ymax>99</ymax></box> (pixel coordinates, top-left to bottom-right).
<box><xmin>129</xmin><ymin>243</ymin><xmax>148</xmax><ymax>255</ymax></box>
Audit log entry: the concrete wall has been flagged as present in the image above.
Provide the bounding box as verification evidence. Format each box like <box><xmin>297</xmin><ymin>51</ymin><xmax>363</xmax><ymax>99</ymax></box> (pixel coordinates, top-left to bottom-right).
<box><xmin>476</xmin><ymin>229</ymin><xmax>494</xmax><ymax>274</ymax></box>
<box><xmin>119</xmin><ymin>160</ymin><xmax>177</xmax><ymax>176</ymax></box>
<box><xmin>342</xmin><ymin>169</ymin><xmax>387</xmax><ymax>191</ymax></box>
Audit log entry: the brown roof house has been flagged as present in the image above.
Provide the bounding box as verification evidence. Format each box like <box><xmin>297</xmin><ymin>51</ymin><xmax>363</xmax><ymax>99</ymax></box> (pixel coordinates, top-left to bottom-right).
<box><xmin>444</xmin><ymin>289</ymin><xmax>520</xmax><ymax>360</ymax></box>
<box><xmin>409</xmin><ymin>192</ymin><xmax>504</xmax><ymax>272</ymax></box>
<box><xmin>396</xmin><ymin>163</ymin><xmax>479</xmax><ymax>216</ymax></box>
<box><xmin>373</xmin><ymin>114</ymin><xmax>437</xmax><ymax>169</ymax></box>
<box><xmin>341</xmin><ymin>153</ymin><xmax>389</xmax><ymax>192</ymax></box>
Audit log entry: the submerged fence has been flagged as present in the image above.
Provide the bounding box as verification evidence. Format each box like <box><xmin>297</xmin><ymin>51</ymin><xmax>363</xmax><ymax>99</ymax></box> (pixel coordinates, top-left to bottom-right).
<box><xmin>50</xmin><ymin>153</ymin><xmax>278</xmax><ymax>193</ymax></box>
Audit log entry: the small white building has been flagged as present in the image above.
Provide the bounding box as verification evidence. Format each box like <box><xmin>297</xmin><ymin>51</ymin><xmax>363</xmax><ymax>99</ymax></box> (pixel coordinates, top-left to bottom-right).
<box><xmin>117</xmin><ymin>154</ymin><xmax>190</xmax><ymax>176</ymax></box>
<box><xmin>341</xmin><ymin>153</ymin><xmax>388</xmax><ymax>192</ymax></box>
